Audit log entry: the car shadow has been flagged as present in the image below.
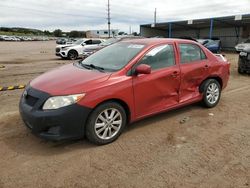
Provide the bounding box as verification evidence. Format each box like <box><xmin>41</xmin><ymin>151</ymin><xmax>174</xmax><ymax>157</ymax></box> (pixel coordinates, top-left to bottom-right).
<box><xmin>2</xmin><ymin>102</ymin><xmax>204</xmax><ymax>156</ymax></box>
<box><xmin>125</xmin><ymin>102</ymin><xmax>203</xmax><ymax>133</ymax></box>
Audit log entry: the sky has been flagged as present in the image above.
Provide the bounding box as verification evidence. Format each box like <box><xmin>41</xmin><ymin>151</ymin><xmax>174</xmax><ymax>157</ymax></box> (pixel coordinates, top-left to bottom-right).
<box><xmin>0</xmin><ymin>0</ymin><xmax>250</xmax><ymax>33</ymax></box>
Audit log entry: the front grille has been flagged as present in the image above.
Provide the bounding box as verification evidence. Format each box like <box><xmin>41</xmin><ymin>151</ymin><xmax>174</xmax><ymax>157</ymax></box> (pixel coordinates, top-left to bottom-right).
<box><xmin>56</xmin><ymin>48</ymin><xmax>60</xmax><ymax>52</ymax></box>
<box><xmin>240</xmin><ymin>56</ymin><xmax>250</xmax><ymax>62</ymax></box>
<box><xmin>25</xmin><ymin>95</ymin><xmax>39</xmax><ymax>107</ymax></box>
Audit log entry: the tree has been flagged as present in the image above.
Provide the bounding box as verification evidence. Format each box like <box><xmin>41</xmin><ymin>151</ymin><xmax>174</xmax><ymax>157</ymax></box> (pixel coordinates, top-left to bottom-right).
<box><xmin>68</xmin><ymin>30</ymin><xmax>86</xmax><ymax>38</ymax></box>
<box><xmin>118</xmin><ymin>31</ymin><xmax>125</xmax><ymax>35</ymax></box>
<box><xmin>44</xmin><ymin>30</ymin><xmax>51</xmax><ymax>36</ymax></box>
<box><xmin>53</xmin><ymin>29</ymin><xmax>62</xmax><ymax>37</ymax></box>
<box><xmin>132</xmin><ymin>32</ymin><xmax>139</xmax><ymax>36</ymax></box>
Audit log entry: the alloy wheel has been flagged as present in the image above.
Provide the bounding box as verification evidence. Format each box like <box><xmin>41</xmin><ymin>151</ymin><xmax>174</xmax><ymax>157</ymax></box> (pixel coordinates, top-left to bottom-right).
<box><xmin>94</xmin><ymin>108</ymin><xmax>122</xmax><ymax>140</ymax></box>
<box><xmin>206</xmin><ymin>83</ymin><xmax>220</xmax><ymax>105</ymax></box>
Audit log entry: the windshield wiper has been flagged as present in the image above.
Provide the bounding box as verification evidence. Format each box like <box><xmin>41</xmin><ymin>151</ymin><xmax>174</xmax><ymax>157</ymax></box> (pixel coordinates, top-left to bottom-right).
<box><xmin>80</xmin><ymin>63</ymin><xmax>105</xmax><ymax>72</ymax></box>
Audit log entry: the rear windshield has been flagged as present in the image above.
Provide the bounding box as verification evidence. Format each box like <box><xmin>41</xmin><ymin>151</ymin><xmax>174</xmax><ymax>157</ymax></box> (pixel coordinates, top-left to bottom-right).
<box><xmin>80</xmin><ymin>43</ymin><xmax>145</xmax><ymax>72</ymax></box>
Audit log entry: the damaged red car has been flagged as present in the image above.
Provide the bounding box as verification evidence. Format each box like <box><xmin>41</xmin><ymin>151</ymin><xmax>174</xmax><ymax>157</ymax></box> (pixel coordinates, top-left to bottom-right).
<box><xmin>19</xmin><ymin>38</ymin><xmax>230</xmax><ymax>145</ymax></box>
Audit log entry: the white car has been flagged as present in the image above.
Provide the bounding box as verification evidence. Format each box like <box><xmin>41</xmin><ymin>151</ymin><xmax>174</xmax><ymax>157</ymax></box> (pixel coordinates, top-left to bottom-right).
<box><xmin>55</xmin><ymin>38</ymin><xmax>105</xmax><ymax>60</ymax></box>
<box><xmin>1</xmin><ymin>36</ymin><xmax>13</xmax><ymax>41</ymax></box>
<box><xmin>235</xmin><ymin>39</ymin><xmax>250</xmax><ymax>53</ymax></box>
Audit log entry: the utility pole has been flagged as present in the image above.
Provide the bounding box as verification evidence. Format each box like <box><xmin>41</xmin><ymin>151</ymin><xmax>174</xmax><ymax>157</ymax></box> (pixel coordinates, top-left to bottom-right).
<box><xmin>107</xmin><ymin>0</ymin><xmax>111</xmax><ymax>38</ymax></box>
<box><xmin>154</xmin><ymin>8</ymin><xmax>157</xmax><ymax>26</ymax></box>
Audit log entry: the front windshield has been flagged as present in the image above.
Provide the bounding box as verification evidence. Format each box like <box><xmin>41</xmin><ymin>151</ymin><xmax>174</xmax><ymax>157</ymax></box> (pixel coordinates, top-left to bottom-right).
<box><xmin>74</xmin><ymin>39</ymin><xmax>84</xmax><ymax>45</ymax></box>
<box><xmin>81</xmin><ymin>42</ymin><xmax>145</xmax><ymax>72</ymax></box>
<box><xmin>100</xmin><ymin>38</ymin><xmax>119</xmax><ymax>46</ymax></box>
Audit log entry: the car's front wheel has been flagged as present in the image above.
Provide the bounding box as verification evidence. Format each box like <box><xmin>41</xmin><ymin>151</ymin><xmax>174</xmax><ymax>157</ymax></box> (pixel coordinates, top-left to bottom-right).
<box><xmin>68</xmin><ymin>50</ymin><xmax>78</xmax><ymax>60</ymax></box>
<box><xmin>202</xmin><ymin>79</ymin><xmax>221</xmax><ymax>108</ymax></box>
<box><xmin>85</xmin><ymin>102</ymin><xmax>127</xmax><ymax>145</ymax></box>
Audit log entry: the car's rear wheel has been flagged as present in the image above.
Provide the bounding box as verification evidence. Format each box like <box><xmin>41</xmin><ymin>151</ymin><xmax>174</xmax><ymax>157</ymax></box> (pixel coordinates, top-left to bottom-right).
<box><xmin>85</xmin><ymin>102</ymin><xmax>126</xmax><ymax>145</ymax></box>
<box><xmin>202</xmin><ymin>79</ymin><xmax>221</xmax><ymax>108</ymax></box>
<box><xmin>68</xmin><ymin>50</ymin><xmax>78</xmax><ymax>60</ymax></box>
<box><xmin>238</xmin><ymin>67</ymin><xmax>244</xmax><ymax>74</ymax></box>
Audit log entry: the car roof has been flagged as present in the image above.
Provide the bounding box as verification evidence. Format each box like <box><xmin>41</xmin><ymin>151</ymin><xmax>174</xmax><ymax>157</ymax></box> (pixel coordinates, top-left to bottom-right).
<box><xmin>121</xmin><ymin>38</ymin><xmax>198</xmax><ymax>46</ymax></box>
<box><xmin>85</xmin><ymin>38</ymin><xmax>104</xmax><ymax>40</ymax></box>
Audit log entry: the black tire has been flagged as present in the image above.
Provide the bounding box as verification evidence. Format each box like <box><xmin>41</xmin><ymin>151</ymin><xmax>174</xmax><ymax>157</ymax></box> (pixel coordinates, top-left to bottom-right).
<box><xmin>201</xmin><ymin>79</ymin><xmax>221</xmax><ymax>108</ymax></box>
<box><xmin>238</xmin><ymin>67</ymin><xmax>244</xmax><ymax>74</ymax></box>
<box><xmin>85</xmin><ymin>102</ymin><xmax>127</xmax><ymax>145</ymax></box>
<box><xmin>67</xmin><ymin>50</ymin><xmax>78</xmax><ymax>60</ymax></box>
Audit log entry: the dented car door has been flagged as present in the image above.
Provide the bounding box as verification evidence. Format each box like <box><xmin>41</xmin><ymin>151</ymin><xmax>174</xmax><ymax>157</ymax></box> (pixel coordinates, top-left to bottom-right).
<box><xmin>132</xmin><ymin>43</ymin><xmax>180</xmax><ymax>118</ymax></box>
<box><xmin>178</xmin><ymin>43</ymin><xmax>211</xmax><ymax>103</ymax></box>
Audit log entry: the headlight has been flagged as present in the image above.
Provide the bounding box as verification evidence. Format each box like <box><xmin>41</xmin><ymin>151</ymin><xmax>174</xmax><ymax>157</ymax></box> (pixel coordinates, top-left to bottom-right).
<box><xmin>43</xmin><ymin>94</ymin><xmax>85</xmax><ymax>110</ymax></box>
<box><xmin>61</xmin><ymin>47</ymin><xmax>69</xmax><ymax>51</ymax></box>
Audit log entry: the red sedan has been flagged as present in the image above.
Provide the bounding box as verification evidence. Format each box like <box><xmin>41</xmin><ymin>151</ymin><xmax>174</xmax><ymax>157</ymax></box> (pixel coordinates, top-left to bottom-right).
<box><xmin>19</xmin><ymin>38</ymin><xmax>230</xmax><ymax>145</ymax></box>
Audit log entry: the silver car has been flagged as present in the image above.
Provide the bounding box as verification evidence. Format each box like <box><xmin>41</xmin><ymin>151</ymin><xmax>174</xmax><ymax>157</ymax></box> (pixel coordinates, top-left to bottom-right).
<box><xmin>235</xmin><ymin>39</ymin><xmax>250</xmax><ymax>53</ymax></box>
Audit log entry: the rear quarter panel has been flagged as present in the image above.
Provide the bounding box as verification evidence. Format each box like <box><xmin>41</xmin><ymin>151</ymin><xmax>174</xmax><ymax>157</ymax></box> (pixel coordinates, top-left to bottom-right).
<box><xmin>202</xmin><ymin>48</ymin><xmax>230</xmax><ymax>90</ymax></box>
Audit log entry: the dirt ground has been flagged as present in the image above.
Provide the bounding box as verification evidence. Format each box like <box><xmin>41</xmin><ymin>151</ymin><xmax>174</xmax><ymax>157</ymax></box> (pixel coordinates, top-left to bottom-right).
<box><xmin>0</xmin><ymin>41</ymin><xmax>250</xmax><ymax>188</ymax></box>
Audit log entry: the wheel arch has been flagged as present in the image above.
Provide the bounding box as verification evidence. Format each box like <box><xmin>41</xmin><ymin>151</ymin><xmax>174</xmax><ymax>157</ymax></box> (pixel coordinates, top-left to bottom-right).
<box><xmin>68</xmin><ymin>49</ymin><xmax>78</xmax><ymax>56</ymax></box>
<box><xmin>199</xmin><ymin>76</ymin><xmax>223</xmax><ymax>93</ymax></box>
<box><xmin>92</xmin><ymin>98</ymin><xmax>131</xmax><ymax>124</ymax></box>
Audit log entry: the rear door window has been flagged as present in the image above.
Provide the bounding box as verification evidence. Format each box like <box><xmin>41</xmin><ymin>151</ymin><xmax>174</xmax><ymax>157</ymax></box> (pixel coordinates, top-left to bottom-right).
<box><xmin>179</xmin><ymin>44</ymin><xmax>206</xmax><ymax>64</ymax></box>
<box><xmin>92</xmin><ymin>40</ymin><xmax>102</xmax><ymax>44</ymax></box>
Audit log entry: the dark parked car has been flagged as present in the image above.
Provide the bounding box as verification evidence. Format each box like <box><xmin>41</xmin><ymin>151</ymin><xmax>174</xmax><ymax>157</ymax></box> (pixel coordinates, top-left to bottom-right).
<box><xmin>238</xmin><ymin>47</ymin><xmax>250</xmax><ymax>74</ymax></box>
<box><xmin>56</xmin><ymin>38</ymin><xmax>68</xmax><ymax>44</ymax></box>
<box><xmin>197</xmin><ymin>39</ymin><xmax>221</xmax><ymax>53</ymax></box>
<box><xmin>179</xmin><ymin>36</ymin><xmax>198</xmax><ymax>42</ymax></box>
<box><xmin>19</xmin><ymin>38</ymin><xmax>230</xmax><ymax>145</ymax></box>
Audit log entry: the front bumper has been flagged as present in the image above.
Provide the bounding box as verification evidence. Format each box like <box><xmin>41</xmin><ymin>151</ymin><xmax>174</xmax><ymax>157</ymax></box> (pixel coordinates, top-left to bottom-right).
<box><xmin>55</xmin><ymin>51</ymin><xmax>68</xmax><ymax>58</ymax></box>
<box><xmin>55</xmin><ymin>52</ymin><xmax>61</xmax><ymax>57</ymax></box>
<box><xmin>19</xmin><ymin>86</ymin><xmax>92</xmax><ymax>141</ymax></box>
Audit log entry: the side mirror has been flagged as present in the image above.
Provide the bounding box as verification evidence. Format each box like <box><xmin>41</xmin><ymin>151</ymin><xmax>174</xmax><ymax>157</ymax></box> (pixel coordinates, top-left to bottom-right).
<box><xmin>135</xmin><ymin>64</ymin><xmax>151</xmax><ymax>75</ymax></box>
<box><xmin>81</xmin><ymin>43</ymin><xmax>86</xmax><ymax>46</ymax></box>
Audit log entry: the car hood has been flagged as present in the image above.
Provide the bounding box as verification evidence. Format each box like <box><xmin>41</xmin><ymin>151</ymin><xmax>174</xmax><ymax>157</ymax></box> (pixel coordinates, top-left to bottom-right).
<box><xmin>236</xmin><ymin>43</ymin><xmax>250</xmax><ymax>48</ymax></box>
<box><xmin>243</xmin><ymin>46</ymin><xmax>250</xmax><ymax>52</ymax></box>
<box><xmin>204</xmin><ymin>43</ymin><xmax>218</xmax><ymax>47</ymax></box>
<box><xmin>30</xmin><ymin>63</ymin><xmax>112</xmax><ymax>95</ymax></box>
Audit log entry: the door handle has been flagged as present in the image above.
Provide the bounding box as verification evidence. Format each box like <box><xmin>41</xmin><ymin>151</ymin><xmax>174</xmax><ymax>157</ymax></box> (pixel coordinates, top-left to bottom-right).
<box><xmin>171</xmin><ymin>71</ymin><xmax>179</xmax><ymax>78</ymax></box>
<box><xmin>204</xmin><ymin>64</ymin><xmax>209</xmax><ymax>69</ymax></box>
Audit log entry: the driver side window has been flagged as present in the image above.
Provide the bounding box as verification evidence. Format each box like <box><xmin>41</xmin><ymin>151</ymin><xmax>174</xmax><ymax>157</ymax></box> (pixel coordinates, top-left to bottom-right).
<box><xmin>84</xmin><ymin>40</ymin><xmax>93</xmax><ymax>45</ymax></box>
<box><xmin>138</xmin><ymin>44</ymin><xmax>175</xmax><ymax>70</ymax></box>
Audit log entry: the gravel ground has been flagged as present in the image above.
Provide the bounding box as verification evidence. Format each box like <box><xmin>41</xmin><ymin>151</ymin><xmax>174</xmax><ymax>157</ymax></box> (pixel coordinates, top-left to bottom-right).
<box><xmin>0</xmin><ymin>41</ymin><xmax>250</xmax><ymax>188</ymax></box>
